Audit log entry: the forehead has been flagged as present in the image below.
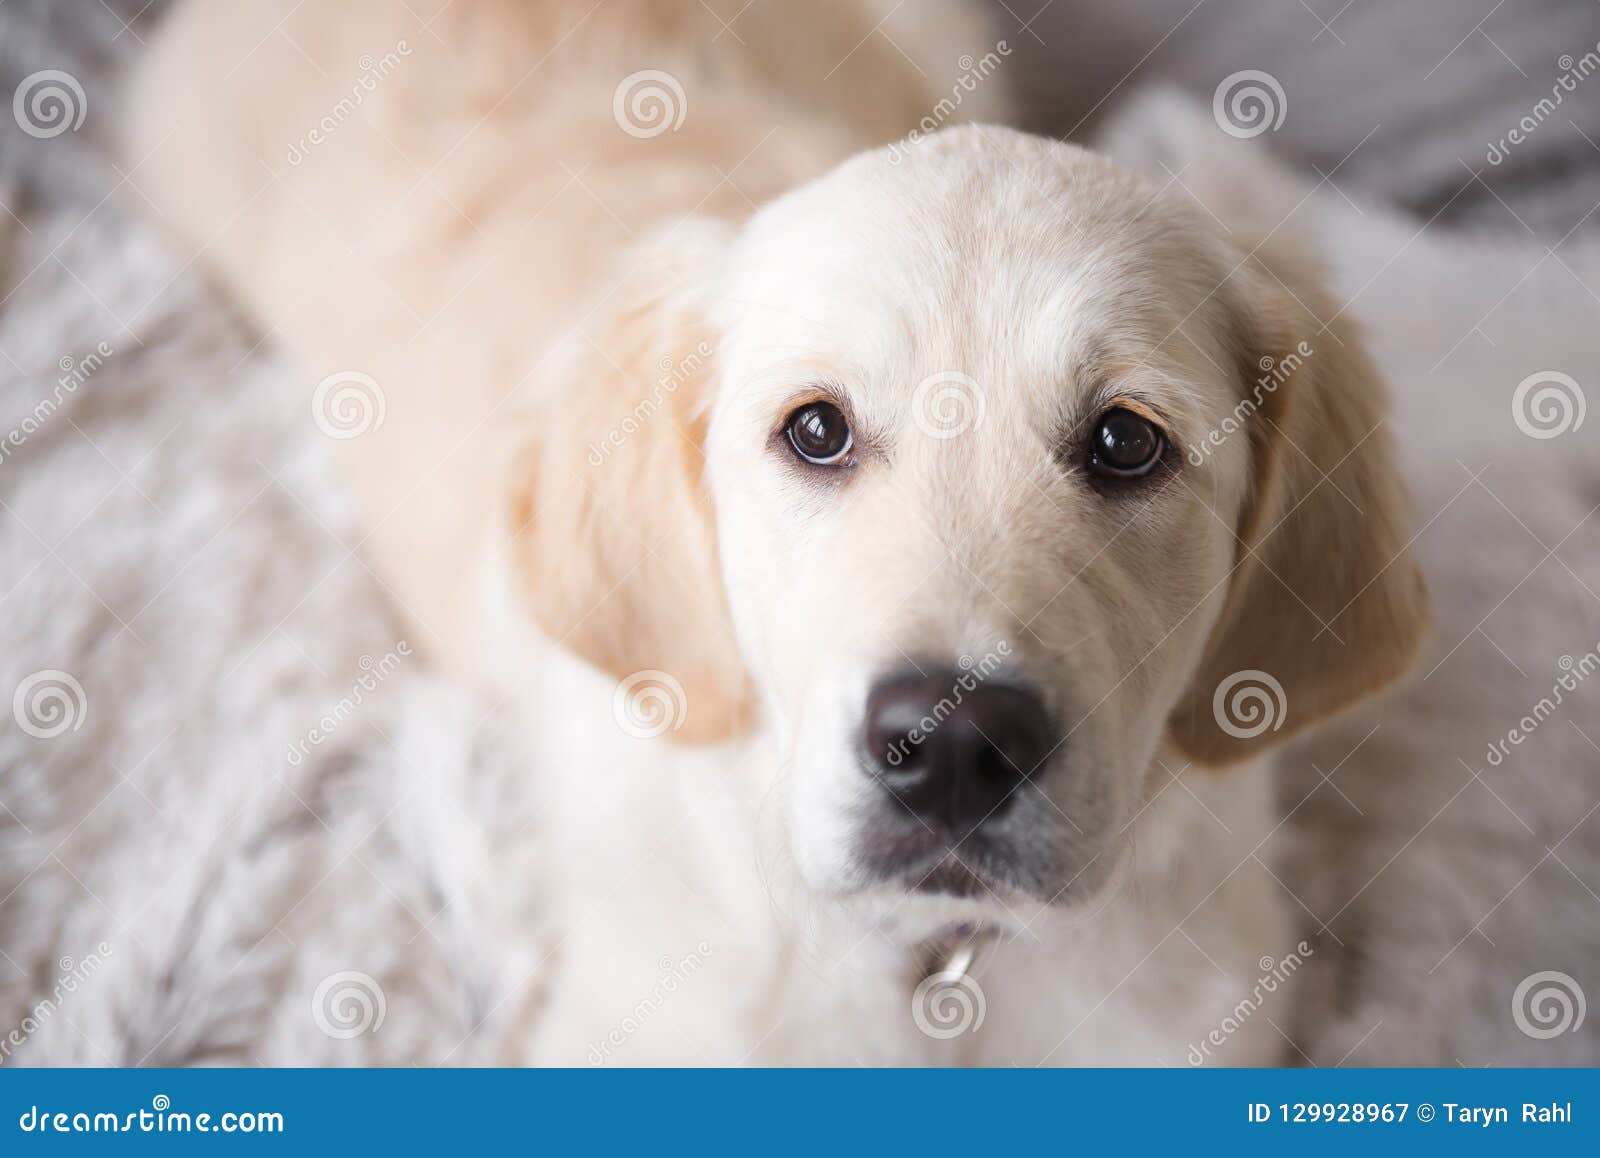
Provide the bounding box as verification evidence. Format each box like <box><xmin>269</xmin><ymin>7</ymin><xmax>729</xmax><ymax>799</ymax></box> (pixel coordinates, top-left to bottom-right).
<box><xmin>715</xmin><ymin>127</ymin><xmax>1240</xmax><ymax>421</ymax></box>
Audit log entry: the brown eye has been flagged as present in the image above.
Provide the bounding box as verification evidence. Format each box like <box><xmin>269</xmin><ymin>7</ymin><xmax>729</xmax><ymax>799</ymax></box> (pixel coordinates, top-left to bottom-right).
<box><xmin>786</xmin><ymin>402</ymin><xmax>853</xmax><ymax>465</ymax></box>
<box><xmin>1088</xmin><ymin>407</ymin><xmax>1165</xmax><ymax>479</ymax></box>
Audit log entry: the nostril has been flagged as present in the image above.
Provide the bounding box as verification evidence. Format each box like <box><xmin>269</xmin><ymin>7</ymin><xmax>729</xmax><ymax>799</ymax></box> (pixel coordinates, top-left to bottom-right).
<box><xmin>875</xmin><ymin>731</ymin><xmax>920</xmax><ymax>773</ymax></box>
<box><xmin>862</xmin><ymin>673</ymin><xmax>935</xmax><ymax>775</ymax></box>
<box><xmin>861</xmin><ymin>668</ymin><xmax>1055</xmax><ymax>830</ymax></box>
<box><xmin>972</xmin><ymin>738</ymin><xmax>1011</xmax><ymax>786</ymax></box>
<box><xmin>887</xmin><ymin>738</ymin><xmax>924</xmax><ymax>770</ymax></box>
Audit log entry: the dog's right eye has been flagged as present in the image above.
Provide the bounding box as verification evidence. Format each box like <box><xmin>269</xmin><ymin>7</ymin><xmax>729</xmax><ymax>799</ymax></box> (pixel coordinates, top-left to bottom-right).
<box><xmin>785</xmin><ymin>402</ymin><xmax>853</xmax><ymax>466</ymax></box>
<box><xmin>1087</xmin><ymin>406</ymin><xmax>1166</xmax><ymax>480</ymax></box>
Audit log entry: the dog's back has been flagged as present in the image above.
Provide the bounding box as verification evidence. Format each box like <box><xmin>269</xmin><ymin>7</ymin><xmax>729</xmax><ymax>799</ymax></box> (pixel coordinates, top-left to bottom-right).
<box><xmin>124</xmin><ymin>0</ymin><xmax>1000</xmax><ymax>673</ymax></box>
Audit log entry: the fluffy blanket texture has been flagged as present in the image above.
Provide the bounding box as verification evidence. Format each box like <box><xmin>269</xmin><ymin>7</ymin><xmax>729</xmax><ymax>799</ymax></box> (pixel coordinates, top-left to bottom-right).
<box><xmin>1</xmin><ymin>1</ymin><xmax>1596</xmax><ymax>1065</ymax></box>
<box><xmin>0</xmin><ymin>1</ymin><xmax>545</xmax><ymax>1065</ymax></box>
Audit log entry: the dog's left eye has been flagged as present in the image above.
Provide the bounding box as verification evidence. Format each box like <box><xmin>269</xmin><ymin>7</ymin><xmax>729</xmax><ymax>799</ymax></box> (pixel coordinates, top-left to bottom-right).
<box><xmin>1088</xmin><ymin>407</ymin><xmax>1166</xmax><ymax>479</ymax></box>
<box><xmin>785</xmin><ymin>402</ymin><xmax>853</xmax><ymax>465</ymax></box>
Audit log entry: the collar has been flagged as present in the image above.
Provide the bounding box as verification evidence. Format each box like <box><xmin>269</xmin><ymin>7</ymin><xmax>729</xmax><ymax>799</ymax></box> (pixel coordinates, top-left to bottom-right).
<box><xmin>918</xmin><ymin>922</ymin><xmax>1000</xmax><ymax>984</ymax></box>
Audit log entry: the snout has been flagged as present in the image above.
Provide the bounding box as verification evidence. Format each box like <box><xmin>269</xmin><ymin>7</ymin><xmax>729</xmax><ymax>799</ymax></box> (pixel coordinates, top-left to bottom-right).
<box><xmin>862</xmin><ymin>668</ymin><xmax>1054</xmax><ymax>833</ymax></box>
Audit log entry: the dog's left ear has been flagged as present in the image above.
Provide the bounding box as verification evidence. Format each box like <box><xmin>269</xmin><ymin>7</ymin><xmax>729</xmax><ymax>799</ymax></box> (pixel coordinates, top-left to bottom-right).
<box><xmin>503</xmin><ymin>219</ymin><xmax>753</xmax><ymax>745</ymax></box>
<box><xmin>1168</xmin><ymin>240</ymin><xmax>1431</xmax><ymax>765</ymax></box>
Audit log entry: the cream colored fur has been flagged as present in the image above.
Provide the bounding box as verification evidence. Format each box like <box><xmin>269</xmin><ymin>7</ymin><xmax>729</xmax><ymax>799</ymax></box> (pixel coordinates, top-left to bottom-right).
<box><xmin>124</xmin><ymin>0</ymin><xmax>1428</xmax><ymax>1064</ymax></box>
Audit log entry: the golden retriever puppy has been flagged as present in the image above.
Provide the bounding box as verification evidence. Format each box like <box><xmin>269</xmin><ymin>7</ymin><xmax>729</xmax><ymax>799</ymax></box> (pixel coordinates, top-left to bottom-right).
<box><xmin>126</xmin><ymin>0</ymin><xmax>1428</xmax><ymax>1063</ymax></box>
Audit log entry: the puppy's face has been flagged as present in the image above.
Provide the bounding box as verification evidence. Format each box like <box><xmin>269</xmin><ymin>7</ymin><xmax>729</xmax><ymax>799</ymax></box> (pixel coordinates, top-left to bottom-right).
<box><xmin>706</xmin><ymin>131</ymin><xmax>1252</xmax><ymax>913</ymax></box>
<box><xmin>515</xmin><ymin>126</ymin><xmax>1426</xmax><ymax>933</ymax></box>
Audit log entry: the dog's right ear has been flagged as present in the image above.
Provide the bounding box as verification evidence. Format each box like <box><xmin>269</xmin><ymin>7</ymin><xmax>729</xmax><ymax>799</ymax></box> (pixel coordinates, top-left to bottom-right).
<box><xmin>503</xmin><ymin>219</ymin><xmax>753</xmax><ymax>745</ymax></box>
<box><xmin>1167</xmin><ymin>242</ymin><xmax>1430</xmax><ymax>766</ymax></box>
<box><xmin>1102</xmin><ymin>90</ymin><xmax>1431</xmax><ymax>765</ymax></box>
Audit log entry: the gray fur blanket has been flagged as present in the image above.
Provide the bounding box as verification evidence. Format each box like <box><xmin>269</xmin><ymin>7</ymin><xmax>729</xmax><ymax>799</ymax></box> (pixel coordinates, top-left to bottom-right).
<box><xmin>1</xmin><ymin>0</ymin><xmax>1596</xmax><ymax>1066</ymax></box>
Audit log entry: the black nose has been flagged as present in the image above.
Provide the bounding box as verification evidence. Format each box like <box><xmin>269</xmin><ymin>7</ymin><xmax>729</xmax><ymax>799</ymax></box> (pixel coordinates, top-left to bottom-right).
<box><xmin>862</xmin><ymin>669</ymin><xmax>1053</xmax><ymax>832</ymax></box>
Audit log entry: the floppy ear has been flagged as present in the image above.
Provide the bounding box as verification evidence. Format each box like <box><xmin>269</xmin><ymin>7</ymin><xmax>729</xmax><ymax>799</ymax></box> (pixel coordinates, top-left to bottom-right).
<box><xmin>1168</xmin><ymin>241</ymin><xmax>1431</xmax><ymax>765</ymax></box>
<box><xmin>503</xmin><ymin>220</ymin><xmax>753</xmax><ymax>745</ymax></box>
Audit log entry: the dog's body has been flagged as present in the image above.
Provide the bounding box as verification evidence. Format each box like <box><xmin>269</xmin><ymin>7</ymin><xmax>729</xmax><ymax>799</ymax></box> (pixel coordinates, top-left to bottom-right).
<box><xmin>127</xmin><ymin>0</ymin><xmax>1428</xmax><ymax>1064</ymax></box>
